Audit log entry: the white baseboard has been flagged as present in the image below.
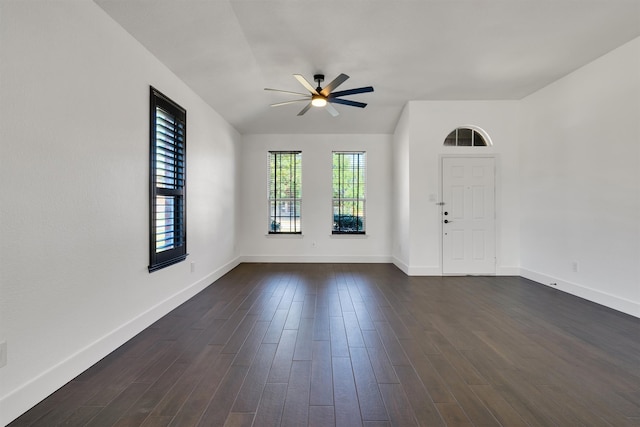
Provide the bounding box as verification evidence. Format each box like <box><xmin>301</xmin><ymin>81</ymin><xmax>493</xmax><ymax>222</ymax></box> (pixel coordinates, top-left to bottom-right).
<box><xmin>392</xmin><ymin>260</ymin><xmax>520</xmax><ymax>277</ymax></box>
<box><xmin>392</xmin><ymin>256</ymin><xmax>442</xmax><ymax>276</ymax></box>
<box><xmin>407</xmin><ymin>265</ymin><xmax>442</xmax><ymax>276</ymax></box>
<box><xmin>240</xmin><ymin>255</ymin><xmax>393</xmax><ymax>263</ymax></box>
<box><xmin>391</xmin><ymin>257</ymin><xmax>410</xmax><ymax>275</ymax></box>
<box><xmin>391</xmin><ymin>258</ymin><xmax>441</xmax><ymax>276</ymax></box>
<box><xmin>0</xmin><ymin>256</ymin><xmax>242</xmax><ymax>427</ymax></box>
<box><xmin>496</xmin><ymin>266</ymin><xmax>521</xmax><ymax>276</ymax></box>
<box><xmin>520</xmin><ymin>268</ymin><xmax>639</xmax><ymax>318</ymax></box>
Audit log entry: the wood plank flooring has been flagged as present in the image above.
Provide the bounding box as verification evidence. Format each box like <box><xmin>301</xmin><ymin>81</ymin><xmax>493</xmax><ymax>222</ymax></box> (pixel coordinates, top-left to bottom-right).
<box><xmin>9</xmin><ymin>263</ymin><xmax>640</xmax><ymax>426</ymax></box>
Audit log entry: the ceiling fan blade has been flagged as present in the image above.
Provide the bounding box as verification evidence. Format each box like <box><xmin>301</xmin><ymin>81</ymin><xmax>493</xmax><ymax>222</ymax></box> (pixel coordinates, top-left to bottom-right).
<box><xmin>270</xmin><ymin>98</ymin><xmax>310</xmax><ymax>107</ymax></box>
<box><xmin>265</xmin><ymin>88</ymin><xmax>310</xmax><ymax>97</ymax></box>
<box><xmin>328</xmin><ymin>86</ymin><xmax>374</xmax><ymax>98</ymax></box>
<box><xmin>320</xmin><ymin>73</ymin><xmax>349</xmax><ymax>97</ymax></box>
<box><xmin>297</xmin><ymin>102</ymin><xmax>312</xmax><ymax>116</ymax></box>
<box><xmin>329</xmin><ymin>98</ymin><xmax>367</xmax><ymax>108</ymax></box>
<box><xmin>294</xmin><ymin>74</ymin><xmax>319</xmax><ymax>95</ymax></box>
<box><xmin>325</xmin><ymin>103</ymin><xmax>339</xmax><ymax>117</ymax></box>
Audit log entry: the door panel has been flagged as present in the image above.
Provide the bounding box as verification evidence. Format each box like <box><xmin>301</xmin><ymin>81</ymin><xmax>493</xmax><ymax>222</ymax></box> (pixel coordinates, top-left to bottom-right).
<box><xmin>442</xmin><ymin>157</ymin><xmax>496</xmax><ymax>275</ymax></box>
<box><xmin>472</xmin><ymin>186</ymin><xmax>485</xmax><ymax>218</ymax></box>
<box><xmin>451</xmin><ymin>186</ymin><xmax>464</xmax><ymax>220</ymax></box>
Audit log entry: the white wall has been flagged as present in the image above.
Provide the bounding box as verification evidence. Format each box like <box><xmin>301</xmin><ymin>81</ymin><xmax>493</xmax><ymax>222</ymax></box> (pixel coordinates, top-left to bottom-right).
<box><xmin>238</xmin><ymin>134</ymin><xmax>392</xmax><ymax>262</ymax></box>
<box><xmin>391</xmin><ymin>105</ymin><xmax>412</xmax><ymax>271</ymax></box>
<box><xmin>520</xmin><ymin>37</ymin><xmax>640</xmax><ymax>317</ymax></box>
<box><xmin>393</xmin><ymin>101</ymin><xmax>521</xmax><ymax>275</ymax></box>
<box><xmin>0</xmin><ymin>1</ymin><xmax>240</xmax><ymax>424</ymax></box>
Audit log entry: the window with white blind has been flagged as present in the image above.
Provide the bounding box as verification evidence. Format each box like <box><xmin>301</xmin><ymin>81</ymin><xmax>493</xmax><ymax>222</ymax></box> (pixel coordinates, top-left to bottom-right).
<box><xmin>332</xmin><ymin>151</ymin><xmax>366</xmax><ymax>234</ymax></box>
<box><xmin>149</xmin><ymin>87</ymin><xmax>187</xmax><ymax>272</ymax></box>
<box><xmin>268</xmin><ymin>151</ymin><xmax>302</xmax><ymax>234</ymax></box>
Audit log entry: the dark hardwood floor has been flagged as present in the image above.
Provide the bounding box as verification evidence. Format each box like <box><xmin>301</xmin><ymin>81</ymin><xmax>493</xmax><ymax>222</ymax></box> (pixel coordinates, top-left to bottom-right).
<box><xmin>9</xmin><ymin>263</ymin><xmax>640</xmax><ymax>426</ymax></box>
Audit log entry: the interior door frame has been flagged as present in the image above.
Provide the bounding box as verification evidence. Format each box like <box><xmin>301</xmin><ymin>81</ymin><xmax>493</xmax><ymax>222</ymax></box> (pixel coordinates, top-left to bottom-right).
<box><xmin>439</xmin><ymin>154</ymin><xmax>499</xmax><ymax>275</ymax></box>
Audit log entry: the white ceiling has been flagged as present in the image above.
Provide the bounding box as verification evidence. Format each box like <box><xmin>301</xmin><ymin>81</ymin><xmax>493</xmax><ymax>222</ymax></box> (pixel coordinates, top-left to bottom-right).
<box><xmin>94</xmin><ymin>0</ymin><xmax>640</xmax><ymax>134</ymax></box>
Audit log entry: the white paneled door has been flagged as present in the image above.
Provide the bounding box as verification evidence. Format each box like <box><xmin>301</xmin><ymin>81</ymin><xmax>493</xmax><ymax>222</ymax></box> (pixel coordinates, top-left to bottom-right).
<box><xmin>442</xmin><ymin>157</ymin><xmax>496</xmax><ymax>275</ymax></box>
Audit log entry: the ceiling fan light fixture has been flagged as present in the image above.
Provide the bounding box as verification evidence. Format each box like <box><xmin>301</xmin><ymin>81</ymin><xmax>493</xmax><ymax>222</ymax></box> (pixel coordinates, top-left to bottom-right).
<box><xmin>311</xmin><ymin>95</ymin><xmax>327</xmax><ymax>107</ymax></box>
<box><xmin>266</xmin><ymin>73</ymin><xmax>373</xmax><ymax>116</ymax></box>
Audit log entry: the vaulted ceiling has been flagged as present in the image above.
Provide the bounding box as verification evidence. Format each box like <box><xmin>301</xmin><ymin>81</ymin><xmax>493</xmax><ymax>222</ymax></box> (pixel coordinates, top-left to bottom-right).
<box><xmin>94</xmin><ymin>0</ymin><xmax>640</xmax><ymax>134</ymax></box>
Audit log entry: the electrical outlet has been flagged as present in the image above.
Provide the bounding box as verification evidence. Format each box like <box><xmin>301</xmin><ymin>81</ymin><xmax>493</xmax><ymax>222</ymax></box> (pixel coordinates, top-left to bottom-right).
<box><xmin>190</xmin><ymin>262</ymin><xmax>196</xmax><ymax>273</ymax></box>
<box><xmin>572</xmin><ymin>261</ymin><xmax>579</xmax><ymax>273</ymax></box>
<box><xmin>0</xmin><ymin>341</ymin><xmax>7</xmax><ymax>368</ymax></box>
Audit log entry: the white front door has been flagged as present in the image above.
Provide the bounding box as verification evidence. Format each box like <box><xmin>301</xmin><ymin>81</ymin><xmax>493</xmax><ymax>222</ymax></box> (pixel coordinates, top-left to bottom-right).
<box><xmin>442</xmin><ymin>157</ymin><xmax>496</xmax><ymax>275</ymax></box>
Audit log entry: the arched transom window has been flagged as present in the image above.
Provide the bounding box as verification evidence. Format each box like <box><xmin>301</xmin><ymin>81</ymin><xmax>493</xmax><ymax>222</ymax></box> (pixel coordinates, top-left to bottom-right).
<box><xmin>444</xmin><ymin>126</ymin><xmax>492</xmax><ymax>147</ymax></box>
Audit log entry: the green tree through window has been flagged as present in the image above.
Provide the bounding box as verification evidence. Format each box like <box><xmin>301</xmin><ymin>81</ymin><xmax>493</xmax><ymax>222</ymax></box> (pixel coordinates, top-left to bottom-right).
<box><xmin>333</xmin><ymin>152</ymin><xmax>366</xmax><ymax>234</ymax></box>
<box><xmin>268</xmin><ymin>151</ymin><xmax>302</xmax><ymax>233</ymax></box>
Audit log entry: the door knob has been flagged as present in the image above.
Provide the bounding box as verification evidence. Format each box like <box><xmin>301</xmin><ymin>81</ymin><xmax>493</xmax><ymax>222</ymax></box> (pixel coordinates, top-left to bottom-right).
<box><xmin>444</xmin><ymin>211</ymin><xmax>448</xmax><ymax>215</ymax></box>
<box><xmin>444</xmin><ymin>219</ymin><xmax>450</xmax><ymax>224</ymax></box>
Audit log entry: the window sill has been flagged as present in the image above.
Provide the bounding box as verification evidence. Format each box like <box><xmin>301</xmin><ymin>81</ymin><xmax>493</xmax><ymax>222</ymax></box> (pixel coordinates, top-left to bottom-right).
<box><xmin>265</xmin><ymin>233</ymin><xmax>304</xmax><ymax>238</ymax></box>
<box><xmin>148</xmin><ymin>253</ymin><xmax>188</xmax><ymax>272</ymax></box>
<box><xmin>330</xmin><ymin>233</ymin><xmax>368</xmax><ymax>238</ymax></box>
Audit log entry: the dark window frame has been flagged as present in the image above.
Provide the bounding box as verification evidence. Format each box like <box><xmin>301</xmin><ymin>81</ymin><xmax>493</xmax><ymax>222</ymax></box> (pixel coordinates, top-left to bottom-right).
<box><xmin>268</xmin><ymin>151</ymin><xmax>302</xmax><ymax>234</ymax></box>
<box><xmin>149</xmin><ymin>87</ymin><xmax>187</xmax><ymax>272</ymax></box>
<box><xmin>332</xmin><ymin>151</ymin><xmax>366</xmax><ymax>235</ymax></box>
<box><xmin>443</xmin><ymin>127</ymin><xmax>489</xmax><ymax>146</ymax></box>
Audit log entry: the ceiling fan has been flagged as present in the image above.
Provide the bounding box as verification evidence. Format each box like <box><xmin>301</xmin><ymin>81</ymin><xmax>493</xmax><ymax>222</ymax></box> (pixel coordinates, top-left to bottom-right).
<box><xmin>265</xmin><ymin>73</ymin><xmax>374</xmax><ymax>117</ymax></box>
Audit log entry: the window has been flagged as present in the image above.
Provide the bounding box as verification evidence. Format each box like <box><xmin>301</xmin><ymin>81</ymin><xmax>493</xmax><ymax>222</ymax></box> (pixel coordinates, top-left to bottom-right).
<box><xmin>268</xmin><ymin>151</ymin><xmax>302</xmax><ymax>234</ymax></box>
<box><xmin>333</xmin><ymin>151</ymin><xmax>366</xmax><ymax>234</ymax></box>
<box><xmin>149</xmin><ymin>87</ymin><xmax>187</xmax><ymax>272</ymax></box>
<box><xmin>444</xmin><ymin>127</ymin><xmax>490</xmax><ymax>146</ymax></box>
